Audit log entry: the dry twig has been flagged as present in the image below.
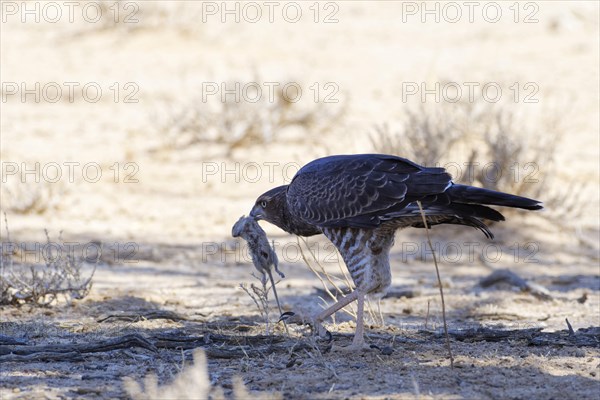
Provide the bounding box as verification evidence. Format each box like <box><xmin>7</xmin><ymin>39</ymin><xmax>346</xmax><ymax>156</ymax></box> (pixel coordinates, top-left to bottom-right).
<box><xmin>417</xmin><ymin>201</ymin><xmax>454</xmax><ymax>368</ymax></box>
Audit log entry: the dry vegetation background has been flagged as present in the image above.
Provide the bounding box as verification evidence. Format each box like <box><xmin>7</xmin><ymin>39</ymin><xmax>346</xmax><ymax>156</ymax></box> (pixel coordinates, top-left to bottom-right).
<box><xmin>1</xmin><ymin>1</ymin><xmax>599</xmax><ymax>399</ymax></box>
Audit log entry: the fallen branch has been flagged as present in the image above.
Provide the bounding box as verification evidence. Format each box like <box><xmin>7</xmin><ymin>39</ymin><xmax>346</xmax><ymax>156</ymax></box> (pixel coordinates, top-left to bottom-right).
<box><xmin>153</xmin><ymin>332</ymin><xmax>323</xmax><ymax>358</ymax></box>
<box><xmin>479</xmin><ymin>269</ymin><xmax>552</xmax><ymax>300</ymax></box>
<box><xmin>0</xmin><ymin>333</ymin><xmax>156</xmax><ymax>361</ymax></box>
<box><xmin>0</xmin><ymin>334</ymin><xmax>27</xmax><ymax>346</ymax></box>
<box><xmin>423</xmin><ymin>326</ymin><xmax>600</xmax><ymax>348</ymax></box>
<box><xmin>2</xmin><ymin>324</ymin><xmax>598</xmax><ymax>364</ymax></box>
<box><xmin>529</xmin><ymin>325</ymin><xmax>600</xmax><ymax>347</ymax></box>
<box><xmin>442</xmin><ymin>327</ymin><xmax>543</xmax><ymax>342</ymax></box>
<box><xmin>0</xmin><ymin>351</ymin><xmax>85</xmax><ymax>363</ymax></box>
<box><xmin>97</xmin><ymin>310</ymin><xmax>186</xmax><ymax>323</ymax></box>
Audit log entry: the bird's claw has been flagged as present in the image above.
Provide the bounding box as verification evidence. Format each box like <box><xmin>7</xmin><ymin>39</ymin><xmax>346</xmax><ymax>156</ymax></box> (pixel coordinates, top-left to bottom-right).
<box><xmin>334</xmin><ymin>342</ymin><xmax>372</xmax><ymax>352</ymax></box>
<box><xmin>278</xmin><ymin>311</ymin><xmax>296</xmax><ymax>323</ymax></box>
<box><xmin>278</xmin><ymin>311</ymin><xmax>332</xmax><ymax>342</ymax></box>
<box><xmin>314</xmin><ymin>322</ymin><xmax>332</xmax><ymax>342</ymax></box>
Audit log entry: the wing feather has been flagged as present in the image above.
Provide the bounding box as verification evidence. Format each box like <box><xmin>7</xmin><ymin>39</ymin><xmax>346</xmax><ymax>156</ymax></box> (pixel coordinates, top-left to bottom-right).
<box><xmin>286</xmin><ymin>154</ymin><xmax>452</xmax><ymax>228</ymax></box>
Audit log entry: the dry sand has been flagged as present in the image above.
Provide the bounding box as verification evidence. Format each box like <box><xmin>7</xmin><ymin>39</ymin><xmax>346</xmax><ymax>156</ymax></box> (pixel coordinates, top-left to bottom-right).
<box><xmin>1</xmin><ymin>2</ymin><xmax>599</xmax><ymax>399</ymax></box>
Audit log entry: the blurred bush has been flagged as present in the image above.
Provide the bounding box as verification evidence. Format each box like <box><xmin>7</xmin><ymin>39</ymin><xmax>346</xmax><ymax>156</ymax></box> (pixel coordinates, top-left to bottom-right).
<box><xmin>370</xmin><ymin>96</ymin><xmax>585</xmax><ymax>224</ymax></box>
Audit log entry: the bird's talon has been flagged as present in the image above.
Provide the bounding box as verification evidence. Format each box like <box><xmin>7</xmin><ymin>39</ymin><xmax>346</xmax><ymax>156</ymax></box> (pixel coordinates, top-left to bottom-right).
<box><xmin>278</xmin><ymin>311</ymin><xmax>295</xmax><ymax>323</ymax></box>
<box><xmin>314</xmin><ymin>322</ymin><xmax>332</xmax><ymax>342</ymax></box>
<box><xmin>335</xmin><ymin>342</ymin><xmax>372</xmax><ymax>352</ymax></box>
<box><xmin>319</xmin><ymin>329</ymin><xmax>332</xmax><ymax>343</ymax></box>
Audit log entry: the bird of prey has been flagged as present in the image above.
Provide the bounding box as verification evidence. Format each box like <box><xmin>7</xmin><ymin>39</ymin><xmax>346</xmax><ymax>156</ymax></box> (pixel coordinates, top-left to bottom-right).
<box><xmin>249</xmin><ymin>154</ymin><xmax>542</xmax><ymax>349</ymax></box>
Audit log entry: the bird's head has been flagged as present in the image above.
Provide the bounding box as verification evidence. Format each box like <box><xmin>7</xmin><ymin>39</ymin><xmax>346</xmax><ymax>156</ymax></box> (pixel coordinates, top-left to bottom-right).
<box><xmin>250</xmin><ymin>185</ymin><xmax>289</xmax><ymax>227</ymax></box>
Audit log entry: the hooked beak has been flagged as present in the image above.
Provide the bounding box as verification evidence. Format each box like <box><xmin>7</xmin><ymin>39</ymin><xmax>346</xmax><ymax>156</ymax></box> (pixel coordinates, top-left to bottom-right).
<box><xmin>249</xmin><ymin>205</ymin><xmax>263</xmax><ymax>220</ymax></box>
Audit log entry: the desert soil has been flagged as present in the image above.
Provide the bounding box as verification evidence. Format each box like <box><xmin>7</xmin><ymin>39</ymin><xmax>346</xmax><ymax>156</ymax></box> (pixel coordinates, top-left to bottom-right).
<box><xmin>1</xmin><ymin>2</ymin><xmax>599</xmax><ymax>399</ymax></box>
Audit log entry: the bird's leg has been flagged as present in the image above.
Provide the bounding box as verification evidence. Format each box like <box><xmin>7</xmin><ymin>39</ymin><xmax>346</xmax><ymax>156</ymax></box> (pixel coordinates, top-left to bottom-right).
<box><xmin>313</xmin><ymin>289</ymin><xmax>371</xmax><ymax>350</ymax></box>
<box><xmin>330</xmin><ymin>289</ymin><xmax>371</xmax><ymax>352</ymax></box>
<box><xmin>278</xmin><ymin>289</ymin><xmax>369</xmax><ymax>345</ymax></box>
<box><xmin>313</xmin><ymin>290</ymin><xmax>359</xmax><ymax>339</ymax></box>
<box><xmin>351</xmin><ymin>290</ymin><xmax>366</xmax><ymax>348</ymax></box>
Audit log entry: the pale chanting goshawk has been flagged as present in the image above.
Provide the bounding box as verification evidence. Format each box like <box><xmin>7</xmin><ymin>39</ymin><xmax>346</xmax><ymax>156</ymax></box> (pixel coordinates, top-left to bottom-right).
<box><xmin>249</xmin><ymin>154</ymin><xmax>542</xmax><ymax>348</ymax></box>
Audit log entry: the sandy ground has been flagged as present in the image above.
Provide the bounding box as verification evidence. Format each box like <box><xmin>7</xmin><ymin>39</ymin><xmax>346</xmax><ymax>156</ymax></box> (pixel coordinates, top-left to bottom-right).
<box><xmin>1</xmin><ymin>1</ymin><xmax>599</xmax><ymax>399</ymax></box>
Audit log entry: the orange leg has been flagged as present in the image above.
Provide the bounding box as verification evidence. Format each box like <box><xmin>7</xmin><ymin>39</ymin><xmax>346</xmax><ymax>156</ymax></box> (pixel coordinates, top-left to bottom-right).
<box><xmin>314</xmin><ymin>289</ymin><xmax>368</xmax><ymax>348</ymax></box>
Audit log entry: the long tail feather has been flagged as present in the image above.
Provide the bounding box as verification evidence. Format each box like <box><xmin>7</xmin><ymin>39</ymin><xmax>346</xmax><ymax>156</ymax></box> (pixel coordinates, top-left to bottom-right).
<box><xmin>448</xmin><ymin>184</ymin><xmax>543</xmax><ymax>210</ymax></box>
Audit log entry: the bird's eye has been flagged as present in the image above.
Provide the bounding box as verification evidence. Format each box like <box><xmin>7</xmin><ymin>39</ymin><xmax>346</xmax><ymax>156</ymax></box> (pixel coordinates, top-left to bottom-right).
<box><xmin>260</xmin><ymin>201</ymin><xmax>267</xmax><ymax>208</ymax></box>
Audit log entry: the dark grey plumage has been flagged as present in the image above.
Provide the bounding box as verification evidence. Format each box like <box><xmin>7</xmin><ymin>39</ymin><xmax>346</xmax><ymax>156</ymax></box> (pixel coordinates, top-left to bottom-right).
<box><xmin>250</xmin><ymin>154</ymin><xmax>542</xmax><ymax>348</ymax></box>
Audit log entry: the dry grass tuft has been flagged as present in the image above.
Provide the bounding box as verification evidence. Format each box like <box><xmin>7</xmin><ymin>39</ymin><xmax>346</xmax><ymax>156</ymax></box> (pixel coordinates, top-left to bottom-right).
<box><xmin>123</xmin><ymin>348</ymin><xmax>211</xmax><ymax>400</ymax></box>
<box><xmin>239</xmin><ymin>276</ymin><xmax>280</xmax><ymax>335</ymax></box>
<box><xmin>124</xmin><ymin>348</ymin><xmax>281</xmax><ymax>400</ymax></box>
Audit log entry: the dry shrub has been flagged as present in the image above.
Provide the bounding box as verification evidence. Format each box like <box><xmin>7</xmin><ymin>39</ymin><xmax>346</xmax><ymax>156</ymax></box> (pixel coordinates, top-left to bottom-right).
<box><xmin>371</xmin><ymin>103</ymin><xmax>468</xmax><ymax>167</ymax></box>
<box><xmin>150</xmin><ymin>79</ymin><xmax>344</xmax><ymax>157</ymax></box>
<box><xmin>239</xmin><ymin>278</ymin><xmax>278</xmax><ymax>335</ymax></box>
<box><xmin>0</xmin><ymin>217</ymin><xmax>96</xmax><ymax>306</ymax></box>
<box><xmin>124</xmin><ymin>348</ymin><xmax>281</xmax><ymax>400</ymax></box>
<box><xmin>53</xmin><ymin>1</ymin><xmax>206</xmax><ymax>38</ymax></box>
<box><xmin>370</xmin><ymin>97</ymin><xmax>584</xmax><ymax>223</ymax></box>
<box><xmin>0</xmin><ymin>176</ymin><xmax>66</xmax><ymax>215</ymax></box>
<box><xmin>463</xmin><ymin>104</ymin><xmax>559</xmax><ymax>201</ymax></box>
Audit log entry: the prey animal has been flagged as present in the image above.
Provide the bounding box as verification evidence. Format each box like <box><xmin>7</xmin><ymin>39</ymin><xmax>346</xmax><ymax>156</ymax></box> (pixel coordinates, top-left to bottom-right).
<box><xmin>232</xmin><ymin>216</ymin><xmax>285</xmax><ymax>316</ymax></box>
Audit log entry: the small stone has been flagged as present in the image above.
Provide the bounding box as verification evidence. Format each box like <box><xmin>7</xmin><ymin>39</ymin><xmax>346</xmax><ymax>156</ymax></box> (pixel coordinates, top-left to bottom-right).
<box><xmin>381</xmin><ymin>346</ymin><xmax>394</xmax><ymax>355</ymax></box>
<box><xmin>577</xmin><ymin>293</ymin><xmax>588</xmax><ymax>304</ymax></box>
